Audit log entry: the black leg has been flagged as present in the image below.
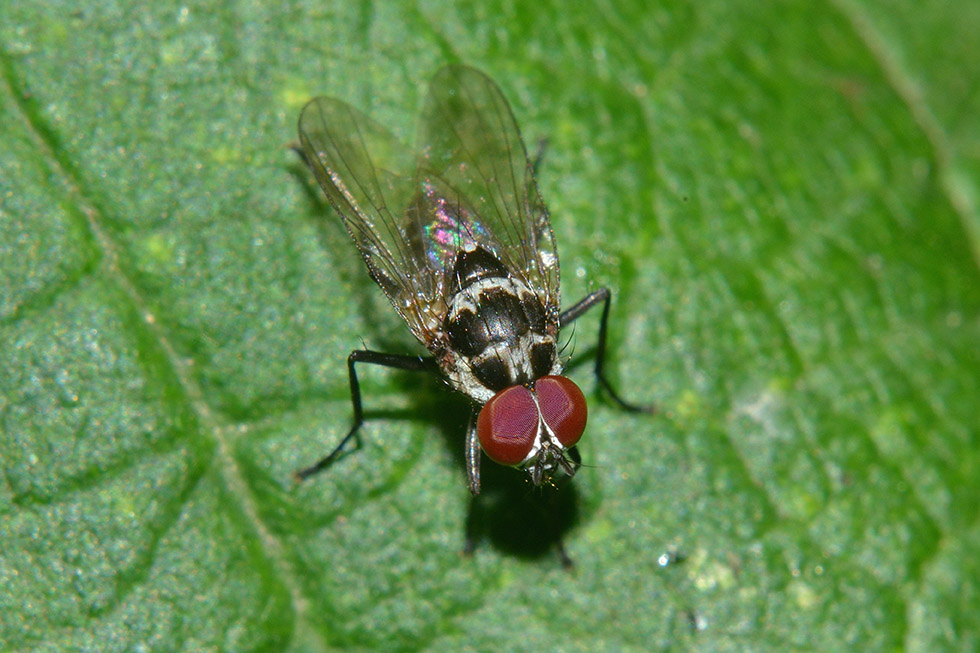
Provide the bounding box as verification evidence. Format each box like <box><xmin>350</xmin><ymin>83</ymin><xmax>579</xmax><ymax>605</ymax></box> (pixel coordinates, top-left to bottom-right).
<box><xmin>295</xmin><ymin>350</ymin><xmax>438</xmax><ymax>480</ymax></box>
<box><xmin>560</xmin><ymin>288</ymin><xmax>653</xmax><ymax>414</ymax></box>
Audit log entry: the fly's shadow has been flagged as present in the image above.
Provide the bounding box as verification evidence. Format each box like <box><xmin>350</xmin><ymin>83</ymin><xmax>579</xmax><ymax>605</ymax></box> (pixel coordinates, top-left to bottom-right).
<box><xmin>465</xmin><ymin>459</ymin><xmax>581</xmax><ymax>567</ymax></box>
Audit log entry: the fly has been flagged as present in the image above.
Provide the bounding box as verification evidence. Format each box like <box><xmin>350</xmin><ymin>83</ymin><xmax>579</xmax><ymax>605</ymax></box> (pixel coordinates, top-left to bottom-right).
<box><xmin>296</xmin><ymin>64</ymin><xmax>648</xmax><ymax>495</ymax></box>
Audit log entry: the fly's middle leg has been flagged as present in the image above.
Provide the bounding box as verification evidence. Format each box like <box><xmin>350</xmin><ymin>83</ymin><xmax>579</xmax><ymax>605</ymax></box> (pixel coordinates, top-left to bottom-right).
<box><xmin>295</xmin><ymin>350</ymin><xmax>437</xmax><ymax>480</ymax></box>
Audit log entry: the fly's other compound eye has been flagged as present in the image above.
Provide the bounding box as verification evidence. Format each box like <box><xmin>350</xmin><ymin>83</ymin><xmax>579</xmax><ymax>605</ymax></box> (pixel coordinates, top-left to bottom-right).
<box><xmin>477</xmin><ymin>376</ymin><xmax>588</xmax><ymax>467</ymax></box>
<box><xmin>477</xmin><ymin>385</ymin><xmax>538</xmax><ymax>466</ymax></box>
<box><xmin>535</xmin><ymin>376</ymin><xmax>587</xmax><ymax>448</ymax></box>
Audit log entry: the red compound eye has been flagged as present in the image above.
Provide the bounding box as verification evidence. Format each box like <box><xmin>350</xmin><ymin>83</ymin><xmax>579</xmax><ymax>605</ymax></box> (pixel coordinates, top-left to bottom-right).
<box><xmin>534</xmin><ymin>376</ymin><xmax>587</xmax><ymax>448</ymax></box>
<box><xmin>477</xmin><ymin>385</ymin><xmax>539</xmax><ymax>466</ymax></box>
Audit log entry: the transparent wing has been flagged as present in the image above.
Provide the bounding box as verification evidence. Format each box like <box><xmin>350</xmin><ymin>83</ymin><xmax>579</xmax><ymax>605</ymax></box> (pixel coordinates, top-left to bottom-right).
<box><xmin>416</xmin><ymin>65</ymin><xmax>560</xmax><ymax>315</ymax></box>
<box><xmin>298</xmin><ymin>96</ymin><xmax>443</xmax><ymax>344</ymax></box>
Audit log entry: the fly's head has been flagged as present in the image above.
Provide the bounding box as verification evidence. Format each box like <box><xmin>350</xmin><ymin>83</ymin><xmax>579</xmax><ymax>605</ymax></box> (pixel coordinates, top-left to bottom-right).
<box><xmin>476</xmin><ymin>375</ymin><xmax>587</xmax><ymax>486</ymax></box>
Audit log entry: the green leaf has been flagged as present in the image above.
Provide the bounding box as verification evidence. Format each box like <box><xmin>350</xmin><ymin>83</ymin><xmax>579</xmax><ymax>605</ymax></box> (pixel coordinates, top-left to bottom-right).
<box><xmin>2</xmin><ymin>1</ymin><xmax>977</xmax><ymax>650</ymax></box>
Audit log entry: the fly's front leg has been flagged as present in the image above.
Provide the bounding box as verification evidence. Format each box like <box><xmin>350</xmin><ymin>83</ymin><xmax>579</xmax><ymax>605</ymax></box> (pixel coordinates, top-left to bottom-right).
<box><xmin>465</xmin><ymin>410</ymin><xmax>482</xmax><ymax>495</ymax></box>
<box><xmin>295</xmin><ymin>350</ymin><xmax>437</xmax><ymax>480</ymax></box>
<box><xmin>560</xmin><ymin>288</ymin><xmax>652</xmax><ymax>414</ymax></box>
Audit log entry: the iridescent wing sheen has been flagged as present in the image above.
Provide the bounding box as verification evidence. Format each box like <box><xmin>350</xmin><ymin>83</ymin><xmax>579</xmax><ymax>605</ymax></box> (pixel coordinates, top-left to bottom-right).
<box><xmin>416</xmin><ymin>65</ymin><xmax>561</xmax><ymax>318</ymax></box>
<box><xmin>298</xmin><ymin>96</ymin><xmax>445</xmax><ymax>344</ymax></box>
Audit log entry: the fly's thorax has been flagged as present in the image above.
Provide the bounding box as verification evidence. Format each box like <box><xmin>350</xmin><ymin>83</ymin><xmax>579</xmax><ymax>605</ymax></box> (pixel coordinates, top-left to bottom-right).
<box><xmin>439</xmin><ymin>246</ymin><xmax>560</xmax><ymax>404</ymax></box>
